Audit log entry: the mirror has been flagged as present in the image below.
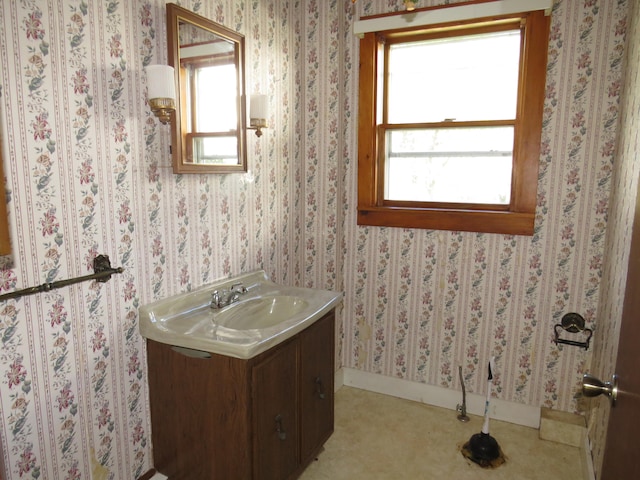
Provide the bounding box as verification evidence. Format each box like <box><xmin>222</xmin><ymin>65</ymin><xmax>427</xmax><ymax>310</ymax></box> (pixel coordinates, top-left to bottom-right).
<box><xmin>167</xmin><ymin>3</ymin><xmax>247</xmax><ymax>173</ymax></box>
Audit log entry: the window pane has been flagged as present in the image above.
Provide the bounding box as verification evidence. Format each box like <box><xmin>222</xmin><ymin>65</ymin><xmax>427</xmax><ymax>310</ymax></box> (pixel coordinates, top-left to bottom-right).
<box><xmin>195</xmin><ymin>64</ymin><xmax>237</xmax><ymax>131</ymax></box>
<box><xmin>192</xmin><ymin>136</ymin><xmax>238</xmax><ymax>165</ymax></box>
<box><xmin>387</xmin><ymin>30</ymin><xmax>521</xmax><ymax>123</ymax></box>
<box><xmin>384</xmin><ymin>127</ymin><xmax>513</xmax><ymax>204</ymax></box>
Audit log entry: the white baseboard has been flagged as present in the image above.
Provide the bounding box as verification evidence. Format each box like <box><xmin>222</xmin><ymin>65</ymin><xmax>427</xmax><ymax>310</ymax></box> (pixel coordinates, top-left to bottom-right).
<box><xmin>334</xmin><ymin>366</ymin><xmax>345</xmax><ymax>391</ymax></box>
<box><xmin>150</xmin><ymin>473</ymin><xmax>168</xmax><ymax>480</ymax></box>
<box><xmin>339</xmin><ymin>367</ymin><xmax>541</xmax><ymax>428</ymax></box>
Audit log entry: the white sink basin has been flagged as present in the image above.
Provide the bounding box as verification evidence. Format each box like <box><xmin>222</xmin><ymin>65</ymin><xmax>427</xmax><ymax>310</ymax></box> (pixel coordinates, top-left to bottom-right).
<box><xmin>214</xmin><ymin>295</ymin><xmax>309</xmax><ymax>330</ymax></box>
<box><xmin>139</xmin><ymin>270</ymin><xmax>342</xmax><ymax>359</ymax></box>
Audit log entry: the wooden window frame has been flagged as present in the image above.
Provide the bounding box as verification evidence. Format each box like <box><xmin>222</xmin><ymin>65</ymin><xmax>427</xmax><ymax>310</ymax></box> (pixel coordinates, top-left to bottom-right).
<box><xmin>357</xmin><ymin>9</ymin><xmax>550</xmax><ymax>235</ymax></box>
<box><xmin>0</xmin><ymin>140</ymin><xmax>9</xmax><ymax>255</ymax></box>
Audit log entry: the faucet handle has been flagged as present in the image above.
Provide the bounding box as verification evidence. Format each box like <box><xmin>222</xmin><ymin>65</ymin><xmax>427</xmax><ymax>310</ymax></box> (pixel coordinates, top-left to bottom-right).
<box><xmin>230</xmin><ymin>282</ymin><xmax>247</xmax><ymax>293</ymax></box>
<box><xmin>211</xmin><ymin>290</ymin><xmax>221</xmax><ymax>307</ymax></box>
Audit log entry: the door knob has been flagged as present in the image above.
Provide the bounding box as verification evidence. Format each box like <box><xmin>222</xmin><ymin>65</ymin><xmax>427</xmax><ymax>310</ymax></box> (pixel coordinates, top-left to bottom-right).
<box><xmin>582</xmin><ymin>373</ymin><xmax>618</xmax><ymax>406</ymax></box>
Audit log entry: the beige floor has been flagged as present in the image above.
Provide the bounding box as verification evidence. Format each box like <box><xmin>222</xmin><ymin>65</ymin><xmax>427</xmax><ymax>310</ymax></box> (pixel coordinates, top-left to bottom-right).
<box><xmin>300</xmin><ymin>387</ymin><xmax>583</xmax><ymax>480</ymax></box>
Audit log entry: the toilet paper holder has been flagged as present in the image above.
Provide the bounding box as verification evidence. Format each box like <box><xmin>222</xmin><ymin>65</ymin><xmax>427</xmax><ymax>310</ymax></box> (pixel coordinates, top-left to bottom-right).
<box><xmin>554</xmin><ymin>312</ymin><xmax>592</xmax><ymax>350</ymax></box>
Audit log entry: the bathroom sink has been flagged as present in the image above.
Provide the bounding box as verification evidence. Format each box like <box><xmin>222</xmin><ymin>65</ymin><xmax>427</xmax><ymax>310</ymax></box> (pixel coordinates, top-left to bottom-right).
<box><xmin>214</xmin><ymin>295</ymin><xmax>309</xmax><ymax>330</ymax></box>
<box><xmin>139</xmin><ymin>270</ymin><xmax>342</xmax><ymax>359</ymax></box>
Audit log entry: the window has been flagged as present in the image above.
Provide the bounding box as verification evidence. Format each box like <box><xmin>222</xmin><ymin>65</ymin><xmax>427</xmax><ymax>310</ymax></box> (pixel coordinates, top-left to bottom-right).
<box><xmin>187</xmin><ymin>62</ymin><xmax>239</xmax><ymax>165</ymax></box>
<box><xmin>357</xmin><ymin>6</ymin><xmax>550</xmax><ymax>235</ymax></box>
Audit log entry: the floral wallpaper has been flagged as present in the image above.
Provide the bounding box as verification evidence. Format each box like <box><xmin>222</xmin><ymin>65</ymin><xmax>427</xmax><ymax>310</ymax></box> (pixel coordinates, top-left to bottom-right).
<box><xmin>0</xmin><ymin>0</ymin><xmax>635</xmax><ymax>479</ymax></box>
<box><xmin>0</xmin><ymin>0</ymin><xmax>302</xmax><ymax>478</ymax></box>
<box><xmin>588</xmin><ymin>0</ymin><xmax>640</xmax><ymax>476</ymax></box>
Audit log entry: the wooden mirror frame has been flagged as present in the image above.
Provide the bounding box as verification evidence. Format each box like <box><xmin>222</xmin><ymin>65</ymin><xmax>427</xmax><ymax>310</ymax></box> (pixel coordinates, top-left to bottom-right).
<box><xmin>167</xmin><ymin>3</ymin><xmax>248</xmax><ymax>174</ymax></box>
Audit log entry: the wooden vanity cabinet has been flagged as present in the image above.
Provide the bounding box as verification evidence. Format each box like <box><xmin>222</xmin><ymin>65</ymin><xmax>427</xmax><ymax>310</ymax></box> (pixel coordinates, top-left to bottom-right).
<box><xmin>298</xmin><ymin>316</ymin><xmax>335</xmax><ymax>465</ymax></box>
<box><xmin>147</xmin><ymin>310</ymin><xmax>335</xmax><ymax>480</ymax></box>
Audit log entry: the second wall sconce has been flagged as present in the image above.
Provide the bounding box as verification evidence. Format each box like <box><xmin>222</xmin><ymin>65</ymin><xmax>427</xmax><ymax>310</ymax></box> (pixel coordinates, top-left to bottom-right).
<box><xmin>146</xmin><ymin>64</ymin><xmax>176</xmax><ymax>125</ymax></box>
<box><xmin>249</xmin><ymin>94</ymin><xmax>268</xmax><ymax>137</ymax></box>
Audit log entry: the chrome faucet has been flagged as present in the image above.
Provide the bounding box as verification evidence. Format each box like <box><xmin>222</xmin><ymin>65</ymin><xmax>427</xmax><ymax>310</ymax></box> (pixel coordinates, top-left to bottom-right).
<box><xmin>210</xmin><ymin>282</ymin><xmax>247</xmax><ymax>309</ymax></box>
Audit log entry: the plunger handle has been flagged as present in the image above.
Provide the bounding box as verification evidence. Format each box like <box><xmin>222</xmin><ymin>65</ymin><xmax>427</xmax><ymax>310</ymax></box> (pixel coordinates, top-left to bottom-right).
<box><xmin>481</xmin><ymin>356</ymin><xmax>496</xmax><ymax>434</ymax></box>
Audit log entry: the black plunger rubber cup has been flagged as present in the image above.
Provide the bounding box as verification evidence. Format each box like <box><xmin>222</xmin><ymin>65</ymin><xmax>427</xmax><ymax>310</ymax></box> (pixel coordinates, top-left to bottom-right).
<box><xmin>467</xmin><ymin>432</ymin><xmax>500</xmax><ymax>461</ymax></box>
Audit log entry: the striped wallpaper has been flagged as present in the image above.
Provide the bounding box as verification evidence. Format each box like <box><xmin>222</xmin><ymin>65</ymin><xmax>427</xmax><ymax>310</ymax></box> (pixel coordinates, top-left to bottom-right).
<box><xmin>0</xmin><ymin>1</ymin><xmax>634</xmax><ymax>478</ymax></box>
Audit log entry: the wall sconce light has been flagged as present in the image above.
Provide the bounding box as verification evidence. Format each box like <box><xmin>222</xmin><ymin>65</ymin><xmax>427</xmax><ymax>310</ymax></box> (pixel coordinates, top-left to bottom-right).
<box><xmin>249</xmin><ymin>94</ymin><xmax>268</xmax><ymax>137</ymax></box>
<box><xmin>145</xmin><ymin>64</ymin><xmax>176</xmax><ymax>125</ymax></box>
<box><xmin>403</xmin><ymin>0</ymin><xmax>417</xmax><ymax>10</ymax></box>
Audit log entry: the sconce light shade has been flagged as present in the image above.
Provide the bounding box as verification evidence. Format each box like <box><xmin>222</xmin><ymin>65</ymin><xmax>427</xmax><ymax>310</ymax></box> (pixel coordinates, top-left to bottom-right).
<box><xmin>145</xmin><ymin>64</ymin><xmax>176</xmax><ymax>124</ymax></box>
<box><xmin>249</xmin><ymin>94</ymin><xmax>268</xmax><ymax>137</ymax></box>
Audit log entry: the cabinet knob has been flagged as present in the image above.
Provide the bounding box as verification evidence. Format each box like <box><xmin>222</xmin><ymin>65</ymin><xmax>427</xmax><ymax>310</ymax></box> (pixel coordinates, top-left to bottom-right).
<box><xmin>315</xmin><ymin>376</ymin><xmax>326</xmax><ymax>400</ymax></box>
<box><xmin>275</xmin><ymin>414</ymin><xmax>287</xmax><ymax>441</ymax></box>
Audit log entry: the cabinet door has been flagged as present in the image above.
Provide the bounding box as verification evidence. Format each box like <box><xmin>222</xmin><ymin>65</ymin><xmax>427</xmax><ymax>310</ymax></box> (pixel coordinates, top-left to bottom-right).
<box><xmin>147</xmin><ymin>340</ymin><xmax>252</xmax><ymax>480</ymax></box>
<box><xmin>252</xmin><ymin>339</ymin><xmax>299</xmax><ymax>480</ymax></box>
<box><xmin>299</xmin><ymin>313</ymin><xmax>335</xmax><ymax>463</ymax></box>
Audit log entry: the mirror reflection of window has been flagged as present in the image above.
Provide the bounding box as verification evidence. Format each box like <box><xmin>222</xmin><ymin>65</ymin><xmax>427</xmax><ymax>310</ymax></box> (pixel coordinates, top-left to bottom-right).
<box><xmin>180</xmin><ymin>36</ymin><xmax>240</xmax><ymax>165</ymax></box>
<box><xmin>192</xmin><ymin>136</ymin><xmax>238</xmax><ymax>165</ymax></box>
<box><xmin>194</xmin><ymin>64</ymin><xmax>237</xmax><ymax>132</ymax></box>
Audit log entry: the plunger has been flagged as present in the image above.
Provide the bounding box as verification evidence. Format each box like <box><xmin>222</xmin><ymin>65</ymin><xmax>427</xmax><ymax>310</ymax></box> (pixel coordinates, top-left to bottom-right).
<box><xmin>461</xmin><ymin>357</ymin><xmax>505</xmax><ymax>468</ymax></box>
